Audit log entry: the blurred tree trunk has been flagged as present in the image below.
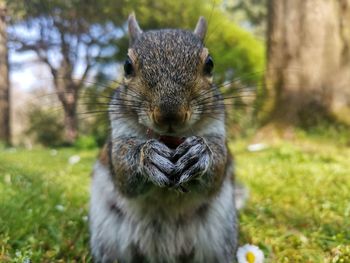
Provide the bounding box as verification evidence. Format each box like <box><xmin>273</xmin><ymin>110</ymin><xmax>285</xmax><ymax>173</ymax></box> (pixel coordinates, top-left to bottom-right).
<box><xmin>264</xmin><ymin>0</ymin><xmax>350</xmax><ymax>130</ymax></box>
<box><xmin>55</xmin><ymin>78</ymin><xmax>79</xmax><ymax>145</ymax></box>
<box><xmin>53</xmin><ymin>57</ymin><xmax>80</xmax><ymax>144</ymax></box>
<box><xmin>0</xmin><ymin>2</ymin><xmax>10</xmax><ymax>145</ymax></box>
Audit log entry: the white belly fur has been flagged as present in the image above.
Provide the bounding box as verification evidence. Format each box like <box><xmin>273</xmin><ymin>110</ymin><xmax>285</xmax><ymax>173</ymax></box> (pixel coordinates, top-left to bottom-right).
<box><xmin>89</xmin><ymin>161</ymin><xmax>237</xmax><ymax>262</ymax></box>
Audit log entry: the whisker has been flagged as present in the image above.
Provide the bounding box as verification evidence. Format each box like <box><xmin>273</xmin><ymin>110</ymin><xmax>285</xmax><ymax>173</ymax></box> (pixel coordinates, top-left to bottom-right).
<box><xmin>216</xmin><ymin>71</ymin><xmax>265</xmax><ymax>88</ymax></box>
<box><xmin>193</xmin><ymin>97</ymin><xmax>254</xmax><ymax>108</ymax></box>
<box><xmin>191</xmin><ymin>113</ymin><xmax>223</xmax><ymax>122</ymax></box>
<box><xmin>192</xmin><ymin>90</ymin><xmax>223</xmax><ymax>105</ymax></box>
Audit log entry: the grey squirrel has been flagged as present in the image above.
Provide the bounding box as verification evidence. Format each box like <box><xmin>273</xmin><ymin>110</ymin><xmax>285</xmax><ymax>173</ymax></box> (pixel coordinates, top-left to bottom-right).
<box><xmin>89</xmin><ymin>14</ymin><xmax>239</xmax><ymax>263</ymax></box>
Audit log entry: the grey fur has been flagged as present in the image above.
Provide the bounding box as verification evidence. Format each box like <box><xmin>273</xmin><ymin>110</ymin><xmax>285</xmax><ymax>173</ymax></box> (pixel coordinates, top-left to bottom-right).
<box><xmin>90</xmin><ymin>15</ymin><xmax>238</xmax><ymax>263</ymax></box>
<box><xmin>140</xmin><ymin>139</ymin><xmax>175</xmax><ymax>187</ymax></box>
<box><xmin>172</xmin><ymin>136</ymin><xmax>212</xmax><ymax>186</ymax></box>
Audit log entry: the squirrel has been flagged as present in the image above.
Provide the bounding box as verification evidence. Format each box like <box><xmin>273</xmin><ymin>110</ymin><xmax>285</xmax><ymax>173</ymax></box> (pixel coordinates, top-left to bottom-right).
<box><xmin>89</xmin><ymin>14</ymin><xmax>239</xmax><ymax>263</ymax></box>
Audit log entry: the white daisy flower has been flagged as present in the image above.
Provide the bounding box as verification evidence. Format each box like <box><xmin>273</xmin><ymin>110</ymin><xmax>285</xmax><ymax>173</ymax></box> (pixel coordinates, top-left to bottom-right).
<box><xmin>55</xmin><ymin>204</ymin><xmax>65</xmax><ymax>212</ymax></box>
<box><xmin>237</xmin><ymin>244</ymin><xmax>264</xmax><ymax>263</ymax></box>
<box><xmin>247</xmin><ymin>143</ymin><xmax>267</xmax><ymax>152</ymax></box>
<box><xmin>68</xmin><ymin>155</ymin><xmax>81</xmax><ymax>165</ymax></box>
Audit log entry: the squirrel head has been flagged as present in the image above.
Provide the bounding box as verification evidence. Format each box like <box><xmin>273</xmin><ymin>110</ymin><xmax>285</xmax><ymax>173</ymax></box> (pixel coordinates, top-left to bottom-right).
<box><xmin>122</xmin><ymin>14</ymin><xmax>219</xmax><ymax>136</ymax></box>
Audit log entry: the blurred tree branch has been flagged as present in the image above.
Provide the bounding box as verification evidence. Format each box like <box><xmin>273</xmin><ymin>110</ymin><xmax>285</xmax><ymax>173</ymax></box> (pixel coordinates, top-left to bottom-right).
<box><xmin>6</xmin><ymin>0</ymin><xmax>122</xmax><ymax>143</ymax></box>
<box><xmin>225</xmin><ymin>0</ymin><xmax>267</xmax><ymax>37</ymax></box>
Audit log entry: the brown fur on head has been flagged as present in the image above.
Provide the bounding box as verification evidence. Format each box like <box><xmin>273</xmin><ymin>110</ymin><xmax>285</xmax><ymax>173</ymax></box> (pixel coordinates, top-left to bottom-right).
<box><xmin>119</xmin><ymin>14</ymin><xmax>221</xmax><ymax>136</ymax></box>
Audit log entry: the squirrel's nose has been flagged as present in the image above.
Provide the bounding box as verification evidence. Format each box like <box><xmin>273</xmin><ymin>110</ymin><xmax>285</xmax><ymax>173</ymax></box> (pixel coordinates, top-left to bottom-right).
<box><xmin>153</xmin><ymin>106</ymin><xmax>188</xmax><ymax>128</ymax></box>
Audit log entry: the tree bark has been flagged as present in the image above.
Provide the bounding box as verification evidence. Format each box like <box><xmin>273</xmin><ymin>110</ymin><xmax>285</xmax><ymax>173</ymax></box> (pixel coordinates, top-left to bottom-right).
<box><xmin>63</xmin><ymin>99</ymin><xmax>78</xmax><ymax>144</ymax></box>
<box><xmin>0</xmin><ymin>2</ymin><xmax>10</xmax><ymax>145</ymax></box>
<box><xmin>264</xmin><ymin>0</ymin><xmax>350</xmax><ymax>129</ymax></box>
<box><xmin>55</xmin><ymin>62</ymin><xmax>80</xmax><ymax>145</ymax></box>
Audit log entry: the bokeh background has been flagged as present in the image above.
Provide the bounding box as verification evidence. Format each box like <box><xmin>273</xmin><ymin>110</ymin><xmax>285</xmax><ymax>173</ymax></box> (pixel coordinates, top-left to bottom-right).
<box><xmin>0</xmin><ymin>0</ymin><xmax>349</xmax><ymax>262</ymax></box>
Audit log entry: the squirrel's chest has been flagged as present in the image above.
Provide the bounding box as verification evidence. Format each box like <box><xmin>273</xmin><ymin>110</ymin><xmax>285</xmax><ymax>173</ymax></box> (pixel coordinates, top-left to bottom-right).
<box><xmin>90</xmin><ymin>161</ymin><xmax>236</xmax><ymax>262</ymax></box>
<box><xmin>113</xmin><ymin>201</ymin><xmax>230</xmax><ymax>262</ymax></box>
<box><xmin>117</xmin><ymin>214</ymin><xmax>197</xmax><ymax>259</ymax></box>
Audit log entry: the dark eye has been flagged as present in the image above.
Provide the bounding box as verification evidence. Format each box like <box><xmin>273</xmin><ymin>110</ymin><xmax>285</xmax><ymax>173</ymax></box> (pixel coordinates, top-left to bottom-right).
<box><xmin>124</xmin><ymin>57</ymin><xmax>133</xmax><ymax>76</ymax></box>
<box><xmin>204</xmin><ymin>55</ymin><xmax>214</xmax><ymax>75</ymax></box>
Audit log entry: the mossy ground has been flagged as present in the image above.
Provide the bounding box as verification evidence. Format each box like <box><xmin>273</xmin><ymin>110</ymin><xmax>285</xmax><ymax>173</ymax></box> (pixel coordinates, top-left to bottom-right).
<box><xmin>0</xmin><ymin>134</ymin><xmax>349</xmax><ymax>262</ymax></box>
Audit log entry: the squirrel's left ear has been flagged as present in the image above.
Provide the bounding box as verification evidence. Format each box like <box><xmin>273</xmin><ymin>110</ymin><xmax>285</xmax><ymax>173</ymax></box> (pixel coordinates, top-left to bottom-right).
<box><xmin>194</xmin><ymin>17</ymin><xmax>207</xmax><ymax>41</ymax></box>
<box><xmin>128</xmin><ymin>13</ymin><xmax>143</xmax><ymax>46</ymax></box>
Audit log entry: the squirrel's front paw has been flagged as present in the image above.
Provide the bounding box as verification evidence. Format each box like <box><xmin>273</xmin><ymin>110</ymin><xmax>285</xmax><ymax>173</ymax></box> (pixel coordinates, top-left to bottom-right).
<box><xmin>139</xmin><ymin>139</ymin><xmax>175</xmax><ymax>187</ymax></box>
<box><xmin>172</xmin><ymin>136</ymin><xmax>212</xmax><ymax>186</ymax></box>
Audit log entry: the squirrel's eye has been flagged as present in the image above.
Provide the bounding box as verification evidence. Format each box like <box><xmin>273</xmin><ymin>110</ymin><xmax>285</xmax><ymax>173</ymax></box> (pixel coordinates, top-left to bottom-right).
<box><xmin>124</xmin><ymin>57</ymin><xmax>133</xmax><ymax>76</ymax></box>
<box><xmin>204</xmin><ymin>55</ymin><xmax>214</xmax><ymax>75</ymax></box>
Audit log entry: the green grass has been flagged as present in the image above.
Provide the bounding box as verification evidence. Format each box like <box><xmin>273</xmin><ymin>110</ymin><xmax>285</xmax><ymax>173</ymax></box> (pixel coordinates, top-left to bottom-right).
<box><xmin>0</xmin><ymin>147</ymin><xmax>97</xmax><ymax>262</ymax></box>
<box><xmin>1</xmin><ymin>136</ymin><xmax>350</xmax><ymax>262</ymax></box>
<box><xmin>233</xmin><ymin>138</ymin><xmax>350</xmax><ymax>262</ymax></box>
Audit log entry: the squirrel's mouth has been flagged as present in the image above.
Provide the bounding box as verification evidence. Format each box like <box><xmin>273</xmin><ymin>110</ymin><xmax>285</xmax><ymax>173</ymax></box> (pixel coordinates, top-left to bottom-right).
<box><xmin>159</xmin><ymin>135</ymin><xmax>185</xmax><ymax>149</ymax></box>
<box><xmin>147</xmin><ymin>129</ymin><xmax>185</xmax><ymax>149</ymax></box>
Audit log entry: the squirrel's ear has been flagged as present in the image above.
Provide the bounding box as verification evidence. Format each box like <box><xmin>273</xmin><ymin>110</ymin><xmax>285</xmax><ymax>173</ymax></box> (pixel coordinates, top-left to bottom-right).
<box><xmin>128</xmin><ymin>13</ymin><xmax>143</xmax><ymax>46</ymax></box>
<box><xmin>194</xmin><ymin>17</ymin><xmax>207</xmax><ymax>41</ymax></box>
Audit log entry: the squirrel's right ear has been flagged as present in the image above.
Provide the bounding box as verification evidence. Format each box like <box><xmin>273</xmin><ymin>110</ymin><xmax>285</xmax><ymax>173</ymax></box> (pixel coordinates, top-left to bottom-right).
<box><xmin>128</xmin><ymin>14</ymin><xmax>143</xmax><ymax>46</ymax></box>
<box><xmin>194</xmin><ymin>17</ymin><xmax>207</xmax><ymax>42</ymax></box>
